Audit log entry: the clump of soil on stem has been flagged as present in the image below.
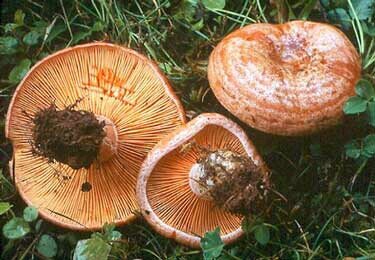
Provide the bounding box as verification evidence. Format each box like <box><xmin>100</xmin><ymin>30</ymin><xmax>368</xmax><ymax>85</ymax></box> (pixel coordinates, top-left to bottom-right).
<box><xmin>31</xmin><ymin>103</ymin><xmax>106</xmax><ymax>169</ymax></box>
<box><xmin>198</xmin><ymin>150</ymin><xmax>269</xmax><ymax>216</ymax></box>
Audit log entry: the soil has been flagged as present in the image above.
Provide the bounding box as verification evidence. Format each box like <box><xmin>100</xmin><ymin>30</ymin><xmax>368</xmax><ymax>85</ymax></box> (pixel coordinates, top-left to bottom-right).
<box><xmin>81</xmin><ymin>181</ymin><xmax>93</xmax><ymax>192</ymax></box>
<box><xmin>31</xmin><ymin>103</ymin><xmax>106</xmax><ymax>169</ymax></box>
<box><xmin>197</xmin><ymin>150</ymin><xmax>269</xmax><ymax>216</ymax></box>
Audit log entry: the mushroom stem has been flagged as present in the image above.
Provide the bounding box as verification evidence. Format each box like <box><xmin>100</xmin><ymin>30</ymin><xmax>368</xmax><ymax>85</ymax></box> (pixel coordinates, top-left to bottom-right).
<box><xmin>96</xmin><ymin>115</ymin><xmax>118</xmax><ymax>163</ymax></box>
<box><xmin>188</xmin><ymin>163</ymin><xmax>213</xmax><ymax>200</ymax></box>
<box><xmin>31</xmin><ymin>104</ymin><xmax>118</xmax><ymax>169</ymax></box>
<box><xmin>188</xmin><ymin>149</ymin><xmax>268</xmax><ymax>216</ymax></box>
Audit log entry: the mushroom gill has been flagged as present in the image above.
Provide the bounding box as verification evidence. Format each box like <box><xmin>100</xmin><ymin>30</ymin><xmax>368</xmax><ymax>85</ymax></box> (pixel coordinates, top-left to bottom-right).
<box><xmin>6</xmin><ymin>42</ymin><xmax>186</xmax><ymax>230</ymax></box>
<box><xmin>137</xmin><ymin>113</ymin><xmax>269</xmax><ymax>248</ymax></box>
<box><xmin>147</xmin><ymin>125</ymin><xmax>245</xmax><ymax>235</ymax></box>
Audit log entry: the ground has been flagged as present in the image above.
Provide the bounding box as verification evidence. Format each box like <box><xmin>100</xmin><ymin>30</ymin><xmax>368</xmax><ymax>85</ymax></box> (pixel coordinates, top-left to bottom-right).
<box><xmin>0</xmin><ymin>0</ymin><xmax>375</xmax><ymax>259</ymax></box>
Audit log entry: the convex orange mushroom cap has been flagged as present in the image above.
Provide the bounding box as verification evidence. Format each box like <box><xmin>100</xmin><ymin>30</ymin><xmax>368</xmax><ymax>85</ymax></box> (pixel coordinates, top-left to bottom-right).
<box><xmin>137</xmin><ymin>113</ymin><xmax>269</xmax><ymax>248</ymax></box>
<box><xmin>6</xmin><ymin>42</ymin><xmax>186</xmax><ymax>230</ymax></box>
<box><xmin>208</xmin><ymin>20</ymin><xmax>361</xmax><ymax>136</ymax></box>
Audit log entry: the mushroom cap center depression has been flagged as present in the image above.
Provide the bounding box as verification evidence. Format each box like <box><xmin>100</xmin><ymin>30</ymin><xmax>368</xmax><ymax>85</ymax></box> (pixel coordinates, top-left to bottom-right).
<box><xmin>96</xmin><ymin>115</ymin><xmax>118</xmax><ymax>163</ymax></box>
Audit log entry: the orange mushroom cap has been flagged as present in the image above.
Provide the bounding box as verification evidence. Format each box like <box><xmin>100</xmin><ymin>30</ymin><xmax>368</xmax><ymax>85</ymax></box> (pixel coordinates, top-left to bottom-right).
<box><xmin>208</xmin><ymin>20</ymin><xmax>361</xmax><ymax>136</ymax></box>
<box><xmin>6</xmin><ymin>42</ymin><xmax>186</xmax><ymax>230</ymax></box>
<box><xmin>137</xmin><ymin>113</ymin><xmax>268</xmax><ymax>248</ymax></box>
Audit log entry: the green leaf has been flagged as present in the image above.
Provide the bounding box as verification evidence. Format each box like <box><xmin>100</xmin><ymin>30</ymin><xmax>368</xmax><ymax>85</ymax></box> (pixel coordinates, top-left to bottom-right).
<box><xmin>320</xmin><ymin>0</ymin><xmax>347</xmax><ymax>9</ymax></box>
<box><xmin>241</xmin><ymin>218</ymin><xmax>252</xmax><ymax>233</ymax></box>
<box><xmin>23</xmin><ymin>31</ymin><xmax>41</xmax><ymax>46</ymax></box>
<box><xmin>4</xmin><ymin>23</ymin><xmax>19</xmax><ymax>33</ymax></box>
<box><xmin>0</xmin><ymin>202</ymin><xmax>12</xmax><ymax>215</ymax></box>
<box><xmin>0</xmin><ymin>36</ymin><xmax>19</xmax><ymax>55</ymax></box>
<box><xmin>102</xmin><ymin>223</ymin><xmax>122</xmax><ymax>241</ymax></box>
<box><xmin>363</xmin><ymin>134</ymin><xmax>375</xmax><ymax>155</ymax></box>
<box><xmin>202</xmin><ymin>0</ymin><xmax>225</xmax><ymax>10</ymax></box>
<box><xmin>8</xmin><ymin>59</ymin><xmax>31</xmax><ymax>83</ymax></box>
<box><xmin>356</xmin><ymin>79</ymin><xmax>375</xmax><ymax>100</ymax></box>
<box><xmin>192</xmin><ymin>19</ymin><xmax>204</xmax><ymax>31</ymax></box>
<box><xmin>350</xmin><ymin>0</ymin><xmax>374</xmax><ymax>20</ymax></box>
<box><xmin>14</xmin><ymin>9</ymin><xmax>25</xmax><ymax>25</ymax></box>
<box><xmin>2</xmin><ymin>217</ymin><xmax>30</xmax><ymax>239</ymax></box>
<box><xmin>23</xmin><ymin>206</ymin><xmax>38</xmax><ymax>222</ymax></box>
<box><xmin>361</xmin><ymin>149</ymin><xmax>373</xmax><ymax>159</ymax></box>
<box><xmin>159</xmin><ymin>62</ymin><xmax>173</xmax><ymax>74</ymax></box>
<box><xmin>367</xmin><ymin>101</ymin><xmax>375</xmax><ymax>126</ymax></box>
<box><xmin>46</xmin><ymin>22</ymin><xmax>66</xmax><ymax>43</ymax></box>
<box><xmin>174</xmin><ymin>1</ymin><xmax>198</xmax><ymax>22</ymax></box>
<box><xmin>299</xmin><ymin>0</ymin><xmax>319</xmax><ymax>20</ymax></box>
<box><xmin>103</xmin><ymin>223</ymin><xmax>115</xmax><ymax>235</ymax></box>
<box><xmin>363</xmin><ymin>22</ymin><xmax>375</xmax><ymax>36</ymax></box>
<box><xmin>186</xmin><ymin>0</ymin><xmax>198</xmax><ymax>5</ymax></box>
<box><xmin>345</xmin><ymin>140</ymin><xmax>361</xmax><ymax>159</ymax></box>
<box><xmin>109</xmin><ymin>230</ymin><xmax>122</xmax><ymax>241</ymax></box>
<box><xmin>327</xmin><ymin>8</ymin><xmax>352</xmax><ymax>30</ymax></box>
<box><xmin>343</xmin><ymin>96</ymin><xmax>367</xmax><ymax>114</ymax></box>
<box><xmin>319</xmin><ymin>0</ymin><xmax>330</xmax><ymax>8</ymax></box>
<box><xmin>92</xmin><ymin>21</ymin><xmax>105</xmax><ymax>32</ymax></box>
<box><xmin>241</xmin><ymin>216</ymin><xmax>264</xmax><ymax>233</ymax></box>
<box><xmin>253</xmin><ymin>224</ymin><xmax>270</xmax><ymax>246</ymax></box>
<box><xmin>200</xmin><ymin>227</ymin><xmax>224</xmax><ymax>260</ymax></box>
<box><xmin>36</xmin><ymin>234</ymin><xmax>58</xmax><ymax>258</ymax></box>
<box><xmin>32</xmin><ymin>21</ymin><xmax>48</xmax><ymax>33</ymax></box>
<box><xmin>72</xmin><ymin>30</ymin><xmax>93</xmax><ymax>44</ymax></box>
<box><xmin>74</xmin><ymin>237</ymin><xmax>111</xmax><ymax>260</ymax></box>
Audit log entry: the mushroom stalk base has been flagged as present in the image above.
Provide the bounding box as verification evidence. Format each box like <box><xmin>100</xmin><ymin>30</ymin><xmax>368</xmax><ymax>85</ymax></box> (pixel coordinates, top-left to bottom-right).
<box><xmin>188</xmin><ymin>163</ymin><xmax>213</xmax><ymax>200</ymax></box>
<box><xmin>188</xmin><ymin>149</ymin><xmax>267</xmax><ymax>216</ymax></box>
<box><xmin>31</xmin><ymin>104</ymin><xmax>118</xmax><ymax>169</ymax></box>
<box><xmin>96</xmin><ymin>115</ymin><xmax>118</xmax><ymax>163</ymax></box>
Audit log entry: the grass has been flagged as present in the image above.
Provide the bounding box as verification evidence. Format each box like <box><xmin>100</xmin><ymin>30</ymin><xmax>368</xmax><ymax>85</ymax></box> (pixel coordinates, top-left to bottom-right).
<box><xmin>1</xmin><ymin>0</ymin><xmax>375</xmax><ymax>259</ymax></box>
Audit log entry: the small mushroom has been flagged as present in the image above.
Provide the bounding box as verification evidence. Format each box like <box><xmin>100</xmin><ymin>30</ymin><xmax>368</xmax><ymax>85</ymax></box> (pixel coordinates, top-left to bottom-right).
<box><xmin>6</xmin><ymin>42</ymin><xmax>186</xmax><ymax>230</ymax></box>
<box><xmin>208</xmin><ymin>20</ymin><xmax>361</xmax><ymax>136</ymax></box>
<box><xmin>137</xmin><ymin>113</ymin><xmax>269</xmax><ymax>248</ymax></box>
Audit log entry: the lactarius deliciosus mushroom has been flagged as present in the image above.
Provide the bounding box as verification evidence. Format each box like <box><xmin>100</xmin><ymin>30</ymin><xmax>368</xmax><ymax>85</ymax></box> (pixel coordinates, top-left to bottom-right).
<box><xmin>208</xmin><ymin>20</ymin><xmax>361</xmax><ymax>136</ymax></box>
<box><xmin>137</xmin><ymin>113</ymin><xmax>269</xmax><ymax>248</ymax></box>
<box><xmin>6</xmin><ymin>42</ymin><xmax>186</xmax><ymax>230</ymax></box>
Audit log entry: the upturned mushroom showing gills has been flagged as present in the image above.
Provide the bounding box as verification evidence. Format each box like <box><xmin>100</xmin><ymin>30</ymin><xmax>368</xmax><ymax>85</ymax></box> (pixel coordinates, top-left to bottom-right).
<box><xmin>5</xmin><ymin>42</ymin><xmax>186</xmax><ymax>230</ymax></box>
<box><xmin>137</xmin><ymin>113</ymin><xmax>269</xmax><ymax>248</ymax></box>
<box><xmin>208</xmin><ymin>20</ymin><xmax>361</xmax><ymax>136</ymax></box>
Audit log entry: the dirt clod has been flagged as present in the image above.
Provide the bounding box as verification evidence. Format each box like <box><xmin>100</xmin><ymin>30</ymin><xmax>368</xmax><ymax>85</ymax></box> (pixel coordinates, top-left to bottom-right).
<box><xmin>31</xmin><ymin>103</ymin><xmax>106</xmax><ymax>169</ymax></box>
<box><xmin>81</xmin><ymin>181</ymin><xmax>92</xmax><ymax>192</ymax></box>
<box><xmin>198</xmin><ymin>150</ymin><xmax>269</xmax><ymax>216</ymax></box>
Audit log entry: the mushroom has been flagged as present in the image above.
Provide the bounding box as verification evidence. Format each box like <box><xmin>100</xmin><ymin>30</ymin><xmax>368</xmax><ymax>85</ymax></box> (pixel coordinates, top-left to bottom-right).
<box><xmin>208</xmin><ymin>20</ymin><xmax>361</xmax><ymax>136</ymax></box>
<box><xmin>6</xmin><ymin>42</ymin><xmax>186</xmax><ymax>230</ymax></box>
<box><xmin>137</xmin><ymin>113</ymin><xmax>269</xmax><ymax>248</ymax></box>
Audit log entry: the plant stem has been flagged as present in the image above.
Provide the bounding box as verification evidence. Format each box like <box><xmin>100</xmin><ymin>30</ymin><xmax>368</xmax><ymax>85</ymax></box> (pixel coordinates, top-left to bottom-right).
<box><xmin>348</xmin><ymin>0</ymin><xmax>364</xmax><ymax>54</ymax></box>
<box><xmin>18</xmin><ymin>234</ymin><xmax>41</xmax><ymax>260</ymax></box>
